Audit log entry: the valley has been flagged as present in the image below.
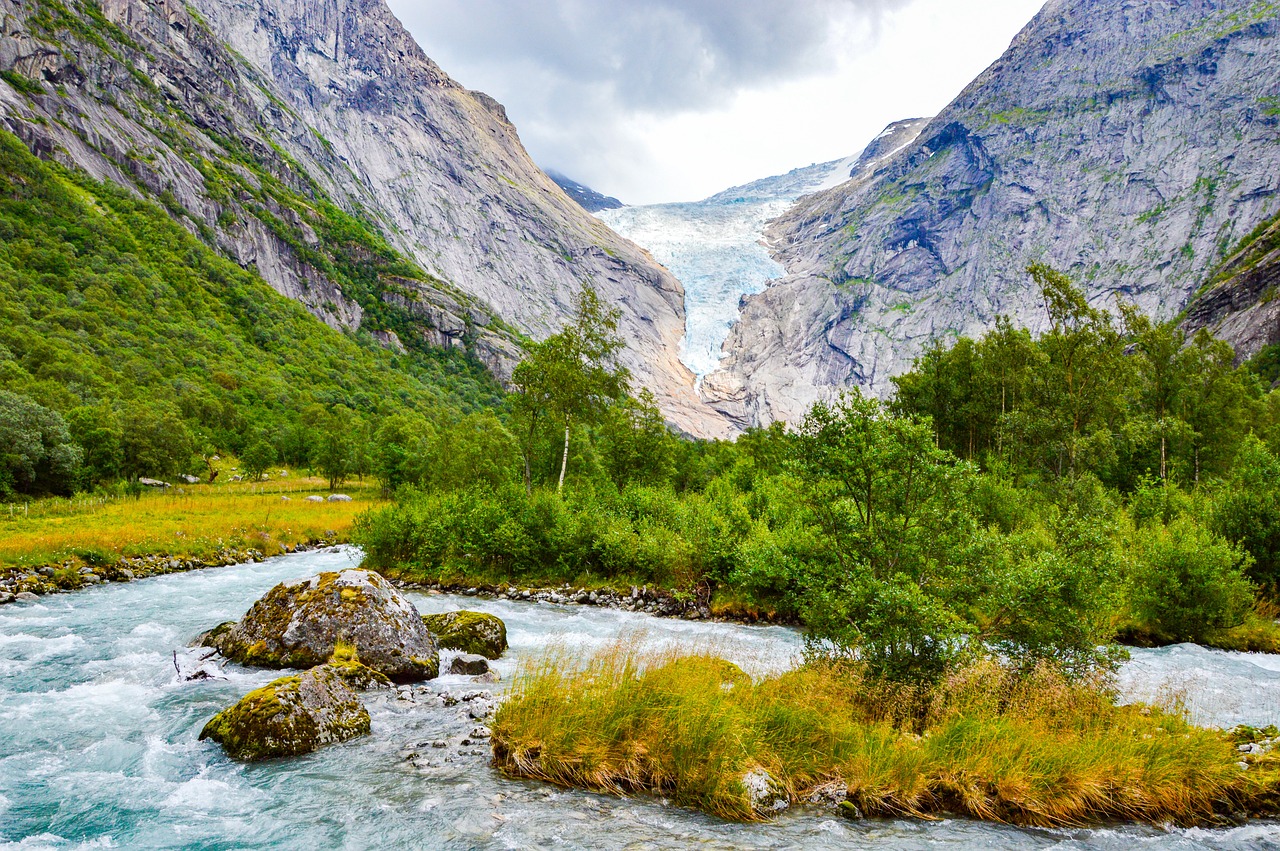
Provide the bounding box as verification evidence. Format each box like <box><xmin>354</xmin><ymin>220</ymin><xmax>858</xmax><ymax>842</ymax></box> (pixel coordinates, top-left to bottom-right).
<box><xmin>2</xmin><ymin>0</ymin><xmax>1280</xmax><ymax>847</ymax></box>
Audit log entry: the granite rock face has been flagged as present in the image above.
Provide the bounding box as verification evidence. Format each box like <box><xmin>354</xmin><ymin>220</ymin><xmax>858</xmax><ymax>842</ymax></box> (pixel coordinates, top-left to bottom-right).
<box><xmin>0</xmin><ymin>0</ymin><xmax>729</xmax><ymax>437</ymax></box>
<box><xmin>705</xmin><ymin>0</ymin><xmax>1280</xmax><ymax>428</ymax></box>
<box><xmin>1183</xmin><ymin>212</ymin><xmax>1280</xmax><ymax>367</ymax></box>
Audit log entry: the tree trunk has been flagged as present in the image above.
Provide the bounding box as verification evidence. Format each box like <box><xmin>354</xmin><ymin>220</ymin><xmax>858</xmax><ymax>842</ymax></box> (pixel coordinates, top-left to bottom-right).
<box><xmin>557</xmin><ymin>417</ymin><xmax>571</xmax><ymax>493</ymax></box>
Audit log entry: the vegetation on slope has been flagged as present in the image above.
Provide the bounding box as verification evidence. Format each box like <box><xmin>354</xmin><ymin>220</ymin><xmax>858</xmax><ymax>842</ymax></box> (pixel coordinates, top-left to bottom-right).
<box><xmin>0</xmin><ymin>128</ymin><xmax>501</xmax><ymax>497</ymax></box>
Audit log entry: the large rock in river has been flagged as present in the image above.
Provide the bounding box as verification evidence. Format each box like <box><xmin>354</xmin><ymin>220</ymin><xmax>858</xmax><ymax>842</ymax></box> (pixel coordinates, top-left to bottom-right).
<box><xmin>207</xmin><ymin>569</ymin><xmax>439</xmax><ymax>682</ymax></box>
<box><xmin>422</xmin><ymin>611</ymin><xmax>508</xmax><ymax>659</ymax></box>
<box><xmin>199</xmin><ymin>664</ymin><xmax>371</xmax><ymax>761</ymax></box>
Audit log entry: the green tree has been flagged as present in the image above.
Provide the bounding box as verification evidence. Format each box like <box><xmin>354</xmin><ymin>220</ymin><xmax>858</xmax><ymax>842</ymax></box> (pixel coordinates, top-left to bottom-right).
<box><xmin>509</xmin><ymin>287</ymin><xmax>629</xmax><ymax>493</ymax></box>
<box><xmin>120</xmin><ymin>403</ymin><xmax>192</xmax><ymax>481</ymax></box>
<box><xmin>240</xmin><ymin>434</ymin><xmax>277</xmax><ymax>481</ymax></box>
<box><xmin>596</xmin><ymin>390</ymin><xmax>676</xmax><ymax>488</ymax></box>
<box><xmin>1212</xmin><ymin>436</ymin><xmax>1280</xmax><ymax>591</ymax></box>
<box><xmin>790</xmin><ymin>391</ymin><xmax>979</xmax><ymax>680</ymax></box>
<box><xmin>0</xmin><ymin>390</ymin><xmax>82</xmax><ymax>497</ymax></box>
<box><xmin>1126</xmin><ymin>517</ymin><xmax>1254</xmax><ymax>643</ymax></box>
<box><xmin>315</xmin><ymin>406</ymin><xmax>356</xmax><ymax>491</ymax></box>
<box><xmin>1006</xmin><ymin>265</ymin><xmax>1132</xmax><ymax>476</ymax></box>
<box><xmin>426</xmin><ymin>410</ymin><xmax>519</xmax><ymax>492</ymax></box>
<box><xmin>66</xmin><ymin>404</ymin><xmax>122</xmax><ymax>486</ymax></box>
<box><xmin>373</xmin><ymin>413</ymin><xmax>433</xmax><ymax>492</ymax></box>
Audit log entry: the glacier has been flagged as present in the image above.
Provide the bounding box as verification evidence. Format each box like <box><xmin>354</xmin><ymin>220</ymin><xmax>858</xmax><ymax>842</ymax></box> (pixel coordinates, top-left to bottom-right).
<box><xmin>600</xmin><ymin>119</ymin><xmax>930</xmax><ymax>381</ymax></box>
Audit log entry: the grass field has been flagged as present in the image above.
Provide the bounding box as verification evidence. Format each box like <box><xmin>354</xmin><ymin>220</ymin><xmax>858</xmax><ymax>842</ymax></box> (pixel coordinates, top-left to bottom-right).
<box><xmin>493</xmin><ymin>642</ymin><xmax>1280</xmax><ymax>826</ymax></box>
<box><xmin>0</xmin><ymin>473</ymin><xmax>384</xmax><ymax>575</ymax></box>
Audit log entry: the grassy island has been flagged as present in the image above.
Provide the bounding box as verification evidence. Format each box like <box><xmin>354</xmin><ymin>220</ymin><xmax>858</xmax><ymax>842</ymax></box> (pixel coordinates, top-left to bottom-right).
<box><xmin>493</xmin><ymin>645</ymin><xmax>1280</xmax><ymax>826</ymax></box>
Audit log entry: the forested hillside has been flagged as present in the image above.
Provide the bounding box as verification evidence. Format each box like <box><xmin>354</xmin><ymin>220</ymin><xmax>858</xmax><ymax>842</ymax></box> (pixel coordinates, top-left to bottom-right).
<box><xmin>0</xmin><ymin>128</ymin><xmax>500</xmax><ymax>495</ymax></box>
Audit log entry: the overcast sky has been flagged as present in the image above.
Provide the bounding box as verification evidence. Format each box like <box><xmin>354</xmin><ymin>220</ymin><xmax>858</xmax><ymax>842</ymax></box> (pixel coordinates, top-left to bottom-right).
<box><xmin>386</xmin><ymin>0</ymin><xmax>1047</xmax><ymax>204</ymax></box>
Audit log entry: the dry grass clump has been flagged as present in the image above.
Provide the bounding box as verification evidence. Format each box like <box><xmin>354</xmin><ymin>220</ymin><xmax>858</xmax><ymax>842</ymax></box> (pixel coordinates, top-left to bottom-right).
<box><xmin>492</xmin><ymin>642</ymin><xmax>1280</xmax><ymax>826</ymax></box>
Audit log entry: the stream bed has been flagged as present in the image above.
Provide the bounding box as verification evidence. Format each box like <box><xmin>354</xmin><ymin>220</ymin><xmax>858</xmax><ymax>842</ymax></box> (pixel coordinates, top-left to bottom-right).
<box><xmin>2</xmin><ymin>547</ymin><xmax>1280</xmax><ymax>849</ymax></box>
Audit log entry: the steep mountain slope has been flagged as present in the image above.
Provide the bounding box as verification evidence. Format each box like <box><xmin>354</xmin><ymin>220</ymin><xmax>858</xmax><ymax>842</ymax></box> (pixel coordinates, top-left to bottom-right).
<box><xmin>705</xmin><ymin>0</ymin><xmax>1280</xmax><ymax>429</ymax></box>
<box><xmin>547</xmin><ymin>171</ymin><xmax>624</xmax><ymax>213</ymax></box>
<box><xmin>0</xmin><ymin>126</ymin><xmax>500</xmax><ymax>453</ymax></box>
<box><xmin>1183</xmin><ymin>210</ymin><xmax>1280</xmax><ymax>364</ymax></box>
<box><xmin>601</xmin><ymin>118</ymin><xmax>928</xmax><ymax>379</ymax></box>
<box><xmin>0</xmin><ymin>0</ymin><xmax>728</xmax><ymax>437</ymax></box>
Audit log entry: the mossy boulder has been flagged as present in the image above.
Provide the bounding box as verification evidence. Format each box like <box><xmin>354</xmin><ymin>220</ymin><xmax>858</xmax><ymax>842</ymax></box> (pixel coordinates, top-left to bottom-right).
<box><xmin>421</xmin><ymin>610</ymin><xmax>508</xmax><ymax>659</ymax></box>
<box><xmin>205</xmin><ymin>569</ymin><xmax>439</xmax><ymax>682</ymax></box>
<box><xmin>198</xmin><ymin>665</ymin><xmax>371</xmax><ymax>761</ymax></box>
<box><xmin>192</xmin><ymin>620</ymin><xmax>235</xmax><ymax>647</ymax></box>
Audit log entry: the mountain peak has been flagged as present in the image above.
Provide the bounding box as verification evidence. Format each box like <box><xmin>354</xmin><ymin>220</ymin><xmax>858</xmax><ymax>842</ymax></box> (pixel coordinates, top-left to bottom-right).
<box><xmin>546</xmin><ymin>171</ymin><xmax>625</xmax><ymax>213</ymax></box>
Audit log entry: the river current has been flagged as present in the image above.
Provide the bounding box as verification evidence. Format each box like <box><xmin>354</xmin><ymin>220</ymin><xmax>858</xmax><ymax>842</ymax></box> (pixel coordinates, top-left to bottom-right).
<box><xmin>2</xmin><ymin>547</ymin><xmax>1280</xmax><ymax>850</ymax></box>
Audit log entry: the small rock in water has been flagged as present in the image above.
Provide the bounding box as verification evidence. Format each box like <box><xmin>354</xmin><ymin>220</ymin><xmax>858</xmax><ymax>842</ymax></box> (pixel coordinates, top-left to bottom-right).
<box><xmin>838</xmin><ymin>801</ymin><xmax>863</xmax><ymax>819</ymax></box>
<box><xmin>422</xmin><ymin>611</ymin><xmax>508</xmax><ymax>659</ymax></box>
<box><xmin>740</xmin><ymin>769</ymin><xmax>789</xmax><ymax>815</ymax></box>
<box><xmin>450</xmin><ymin>654</ymin><xmax>489</xmax><ymax>676</ymax></box>
<box><xmin>15</xmin><ymin>591</ymin><xmax>39</xmax><ymax>603</ymax></box>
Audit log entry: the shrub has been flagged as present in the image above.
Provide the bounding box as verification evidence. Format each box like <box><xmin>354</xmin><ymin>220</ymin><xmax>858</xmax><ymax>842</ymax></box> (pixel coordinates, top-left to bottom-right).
<box><xmin>1126</xmin><ymin>517</ymin><xmax>1254</xmax><ymax>643</ymax></box>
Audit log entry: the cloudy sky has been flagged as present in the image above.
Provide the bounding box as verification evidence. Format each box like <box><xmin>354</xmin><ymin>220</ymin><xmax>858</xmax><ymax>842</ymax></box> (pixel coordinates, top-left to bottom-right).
<box><xmin>386</xmin><ymin>0</ymin><xmax>1046</xmax><ymax>204</ymax></box>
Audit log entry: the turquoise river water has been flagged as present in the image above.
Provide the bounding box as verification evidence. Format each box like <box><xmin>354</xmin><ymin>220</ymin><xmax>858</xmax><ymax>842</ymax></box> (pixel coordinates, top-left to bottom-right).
<box><xmin>3</xmin><ymin>547</ymin><xmax>1280</xmax><ymax>849</ymax></box>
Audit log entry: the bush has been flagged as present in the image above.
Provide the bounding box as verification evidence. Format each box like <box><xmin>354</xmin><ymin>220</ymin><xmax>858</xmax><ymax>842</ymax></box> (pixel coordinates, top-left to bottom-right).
<box><xmin>1126</xmin><ymin>517</ymin><xmax>1254</xmax><ymax>643</ymax></box>
<box><xmin>1211</xmin><ymin>437</ymin><xmax>1280</xmax><ymax>591</ymax></box>
<box><xmin>494</xmin><ymin>646</ymin><xmax>1260</xmax><ymax>826</ymax></box>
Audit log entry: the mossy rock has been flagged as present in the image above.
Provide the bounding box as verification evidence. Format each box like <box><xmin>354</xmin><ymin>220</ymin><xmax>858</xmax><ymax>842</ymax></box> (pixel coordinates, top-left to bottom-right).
<box><xmin>198</xmin><ymin>665</ymin><xmax>371</xmax><ymax>761</ymax></box>
<box><xmin>326</xmin><ymin>643</ymin><xmax>393</xmax><ymax>690</ymax></box>
<box><xmin>421</xmin><ymin>611</ymin><xmax>508</xmax><ymax>659</ymax></box>
<box><xmin>193</xmin><ymin>621</ymin><xmax>236</xmax><ymax>647</ymax></box>
<box><xmin>204</xmin><ymin>569</ymin><xmax>439</xmax><ymax>682</ymax></box>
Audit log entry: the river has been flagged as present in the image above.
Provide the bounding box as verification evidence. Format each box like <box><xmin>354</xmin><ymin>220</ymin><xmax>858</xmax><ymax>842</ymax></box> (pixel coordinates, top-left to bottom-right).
<box><xmin>2</xmin><ymin>547</ymin><xmax>1279</xmax><ymax>849</ymax></box>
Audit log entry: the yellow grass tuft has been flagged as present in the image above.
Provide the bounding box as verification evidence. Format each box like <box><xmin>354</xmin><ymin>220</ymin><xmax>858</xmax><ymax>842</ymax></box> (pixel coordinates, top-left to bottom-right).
<box><xmin>492</xmin><ymin>641</ymin><xmax>1280</xmax><ymax>826</ymax></box>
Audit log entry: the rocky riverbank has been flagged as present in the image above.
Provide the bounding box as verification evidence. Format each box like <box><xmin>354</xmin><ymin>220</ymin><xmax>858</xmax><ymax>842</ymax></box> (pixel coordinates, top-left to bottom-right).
<box><xmin>0</xmin><ymin>539</ymin><xmax>343</xmax><ymax>604</ymax></box>
<box><xmin>392</xmin><ymin>577</ymin><xmax>793</xmax><ymax>626</ymax></box>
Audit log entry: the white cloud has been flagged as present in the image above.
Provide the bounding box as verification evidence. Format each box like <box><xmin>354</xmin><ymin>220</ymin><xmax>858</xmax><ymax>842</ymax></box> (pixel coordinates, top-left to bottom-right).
<box><xmin>387</xmin><ymin>0</ymin><xmax>1046</xmax><ymax>203</ymax></box>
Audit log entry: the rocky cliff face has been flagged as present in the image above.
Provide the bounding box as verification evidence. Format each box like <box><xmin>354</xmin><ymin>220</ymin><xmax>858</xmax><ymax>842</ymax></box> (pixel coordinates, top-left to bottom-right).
<box><xmin>705</xmin><ymin>0</ymin><xmax>1280</xmax><ymax>429</ymax></box>
<box><xmin>1183</xmin><ymin>211</ymin><xmax>1280</xmax><ymax>362</ymax></box>
<box><xmin>0</xmin><ymin>0</ymin><xmax>728</xmax><ymax>436</ymax></box>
